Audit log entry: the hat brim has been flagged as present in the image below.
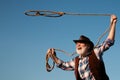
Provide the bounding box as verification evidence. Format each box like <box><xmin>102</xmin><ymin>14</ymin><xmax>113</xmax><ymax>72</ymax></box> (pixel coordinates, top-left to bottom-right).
<box><xmin>73</xmin><ymin>40</ymin><xmax>94</xmax><ymax>50</ymax></box>
<box><xmin>73</xmin><ymin>40</ymin><xmax>91</xmax><ymax>43</ymax></box>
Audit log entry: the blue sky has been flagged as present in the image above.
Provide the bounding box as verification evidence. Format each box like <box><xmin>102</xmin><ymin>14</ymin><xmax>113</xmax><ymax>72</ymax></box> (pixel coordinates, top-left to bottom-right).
<box><xmin>0</xmin><ymin>0</ymin><xmax>120</xmax><ymax>80</ymax></box>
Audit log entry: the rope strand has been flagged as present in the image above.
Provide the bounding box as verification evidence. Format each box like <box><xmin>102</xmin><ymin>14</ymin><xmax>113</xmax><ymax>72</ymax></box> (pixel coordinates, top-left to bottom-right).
<box><xmin>64</xmin><ymin>12</ymin><xmax>111</xmax><ymax>16</ymax></box>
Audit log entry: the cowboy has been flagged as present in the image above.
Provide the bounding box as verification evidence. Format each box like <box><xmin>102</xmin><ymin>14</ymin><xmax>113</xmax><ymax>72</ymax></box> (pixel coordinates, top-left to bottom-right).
<box><xmin>48</xmin><ymin>14</ymin><xmax>117</xmax><ymax>80</ymax></box>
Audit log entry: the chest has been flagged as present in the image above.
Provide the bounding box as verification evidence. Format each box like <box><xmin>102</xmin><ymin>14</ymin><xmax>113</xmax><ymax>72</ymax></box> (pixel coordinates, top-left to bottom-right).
<box><xmin>78</xmin><ymin>57</ymin><xmax>92</xmax><ymax>78</ymax></box>
<box><xmin>78</xmin><ymin>57</ymin><xmax>89</xmax><ymax>70</ymax></box>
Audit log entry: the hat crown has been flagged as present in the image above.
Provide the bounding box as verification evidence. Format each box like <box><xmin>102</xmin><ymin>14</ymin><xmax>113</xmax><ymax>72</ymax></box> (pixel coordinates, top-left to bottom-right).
<box><xmin>79</xmin><ymin>35</ymin><xmax>90</xmax><ymax>42</ymax></box>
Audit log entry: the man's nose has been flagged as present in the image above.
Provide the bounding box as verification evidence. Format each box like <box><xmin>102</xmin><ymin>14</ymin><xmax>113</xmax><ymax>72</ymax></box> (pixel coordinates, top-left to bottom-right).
<box><xmin>76</xmin><ymin>43</ymin><xmax>81</xmax><ymax>47</ymax></box>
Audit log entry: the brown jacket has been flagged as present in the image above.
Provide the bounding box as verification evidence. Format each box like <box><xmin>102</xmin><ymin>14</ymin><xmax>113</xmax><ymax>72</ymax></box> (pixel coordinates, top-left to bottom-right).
<box><xmin>74</xmin><ymin>51</ymin><xmax>109</xmax><ymax>80</ymax></box>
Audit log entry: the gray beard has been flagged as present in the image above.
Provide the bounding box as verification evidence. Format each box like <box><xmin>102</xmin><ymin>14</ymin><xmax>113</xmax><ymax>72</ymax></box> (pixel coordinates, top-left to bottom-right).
<box><xmin>76</xmin><ymin>47</ymin><xmax>88</xmax><ymax>56</ymax></box>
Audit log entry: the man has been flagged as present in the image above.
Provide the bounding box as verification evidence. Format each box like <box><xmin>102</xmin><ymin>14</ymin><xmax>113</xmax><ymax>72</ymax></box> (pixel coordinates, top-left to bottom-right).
<box><xmin>48</xmin><ymin>14</ymin><xmax>117</xmax><ymax>80</ymax></box>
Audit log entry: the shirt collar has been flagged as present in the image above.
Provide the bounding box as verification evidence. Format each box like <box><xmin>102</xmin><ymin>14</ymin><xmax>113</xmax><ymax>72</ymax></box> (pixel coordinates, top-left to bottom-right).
<box><xmin>78</xmin><ymin>52</ymin><xmax>91</xmax><ymax>59</ymax></box>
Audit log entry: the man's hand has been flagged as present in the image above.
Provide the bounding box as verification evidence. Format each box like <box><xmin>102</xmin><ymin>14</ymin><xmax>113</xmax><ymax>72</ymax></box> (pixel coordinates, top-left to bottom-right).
<box><xmin>111</xmin><ymin>14</ymin><xmax>117</xmax><ymax>23</ymax></box>
<box><xmin>47</xmin><ymin>48</ymin><xmax>56</xmax><ymax>56</ymax></box>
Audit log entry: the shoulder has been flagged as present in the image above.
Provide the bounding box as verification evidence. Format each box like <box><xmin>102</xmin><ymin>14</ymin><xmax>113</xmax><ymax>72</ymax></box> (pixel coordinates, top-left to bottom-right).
<box><xmin>92</xmin><ymin>49</ymin><xmax>103</xmax><ymax>60</ymax></box>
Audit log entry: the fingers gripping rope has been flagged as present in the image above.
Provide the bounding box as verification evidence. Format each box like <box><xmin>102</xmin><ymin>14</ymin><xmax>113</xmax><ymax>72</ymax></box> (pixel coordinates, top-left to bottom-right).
<box><xmin>46</xmin><ymin>48</ymin><xmax>75</xmax><ymax>72</ymax></box>
<box><xmin>46</xmin><ymin>49</ymin><xmax>56</xmax><ymax>72</ymax></box>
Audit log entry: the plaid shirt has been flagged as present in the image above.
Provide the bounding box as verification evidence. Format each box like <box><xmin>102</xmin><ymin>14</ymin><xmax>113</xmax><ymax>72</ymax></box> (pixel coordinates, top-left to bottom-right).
<box><xmin>57</xmin><ymin>39</ymin><xmax>114</xmax><ymax>80</ymax></box>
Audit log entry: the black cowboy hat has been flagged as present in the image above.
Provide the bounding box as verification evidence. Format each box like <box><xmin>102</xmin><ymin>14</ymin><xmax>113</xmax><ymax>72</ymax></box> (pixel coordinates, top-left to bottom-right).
<box><xmin>73</xmin><ymin>35</ymin><xmax>94</xmax><ymax>51</ymax></box>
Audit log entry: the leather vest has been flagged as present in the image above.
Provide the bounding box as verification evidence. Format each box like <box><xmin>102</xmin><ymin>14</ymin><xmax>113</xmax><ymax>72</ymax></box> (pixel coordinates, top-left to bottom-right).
<box><xmin>74</xmin><ymin>51</ymin><xmax>109</xmax><ymax>80</ymax></box>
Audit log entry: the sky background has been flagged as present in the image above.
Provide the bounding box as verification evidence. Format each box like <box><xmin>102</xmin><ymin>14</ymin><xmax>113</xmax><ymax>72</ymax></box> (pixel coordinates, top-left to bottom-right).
<box><xmin>0</xmin><ymin>0</ymin><xmax>120</xmax><ymax>80</ymax></box>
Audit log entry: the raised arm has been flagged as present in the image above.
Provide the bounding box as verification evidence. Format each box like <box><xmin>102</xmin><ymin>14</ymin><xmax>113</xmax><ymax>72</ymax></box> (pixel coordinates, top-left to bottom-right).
<box><xmin>107</xmin><ymin>14</ymin><xmax>117</xmax><ymax>41</ymax></box>
<box><xmin>94</xmin><ymin>15</ymin><xmax>117</xmax><ymax>56</ymax></box>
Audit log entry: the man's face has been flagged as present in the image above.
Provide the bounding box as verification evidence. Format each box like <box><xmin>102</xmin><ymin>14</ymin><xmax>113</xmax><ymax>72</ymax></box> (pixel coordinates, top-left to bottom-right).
<box><xmin>76</xmin><ymin>42</ymin><xmax>89</xmax><ymax>56</ymax></box>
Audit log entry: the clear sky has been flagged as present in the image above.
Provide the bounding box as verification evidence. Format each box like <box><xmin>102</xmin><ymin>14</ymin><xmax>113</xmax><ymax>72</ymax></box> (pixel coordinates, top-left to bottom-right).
<box><xmin>0</xmin><ymin>0</ymin><xmax>120</xmax><ymax>80</ymax></box>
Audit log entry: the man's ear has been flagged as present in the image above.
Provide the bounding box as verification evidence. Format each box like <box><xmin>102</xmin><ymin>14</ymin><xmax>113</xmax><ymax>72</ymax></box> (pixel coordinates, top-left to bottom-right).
<box><xmin>86</xmin><ymin>44</ymin><xmax>90</xmax><ymax>51</ymax></box>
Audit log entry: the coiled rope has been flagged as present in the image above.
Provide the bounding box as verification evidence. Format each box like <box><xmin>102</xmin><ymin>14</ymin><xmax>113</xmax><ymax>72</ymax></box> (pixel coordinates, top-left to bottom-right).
<box><xmin>46</xmin><ymin>48</ymin><xmax>76</xmax><ymax>72</ymax></box>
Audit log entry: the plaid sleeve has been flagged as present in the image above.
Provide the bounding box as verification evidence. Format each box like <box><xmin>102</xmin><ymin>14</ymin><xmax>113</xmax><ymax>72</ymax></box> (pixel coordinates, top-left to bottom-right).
<box><xmin>94</xmin><ymin>38</ymin><xmax>114</xmax><ymax>58</ymax></box>
<box><xmin>56</xmin><ymin>58</ymin><xmax>75</xmax><ymax>71</ymax></box>
<box><xmin>101</xmin><ymin>39</ymin><xmax>114</xmax><ymax>52</ymax></box>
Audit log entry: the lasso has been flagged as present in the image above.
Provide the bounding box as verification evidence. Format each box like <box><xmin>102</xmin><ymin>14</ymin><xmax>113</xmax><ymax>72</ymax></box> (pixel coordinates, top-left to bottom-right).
<box><xmin>24</xmin><ymin>10</ymin><xmax>112</xmax><ymax>47</ymax></box>
<box><xmin>24</xmin><ymin>10</ymin><xmax>111</xmax><ymax>17</ymax></box>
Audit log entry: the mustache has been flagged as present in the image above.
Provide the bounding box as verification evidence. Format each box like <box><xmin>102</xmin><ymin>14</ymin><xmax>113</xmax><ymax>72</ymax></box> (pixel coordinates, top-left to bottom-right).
<box><xmin>77</xmin><ymin>47</ymin><xmax>82</xmax><ymax>50</ymax></box>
